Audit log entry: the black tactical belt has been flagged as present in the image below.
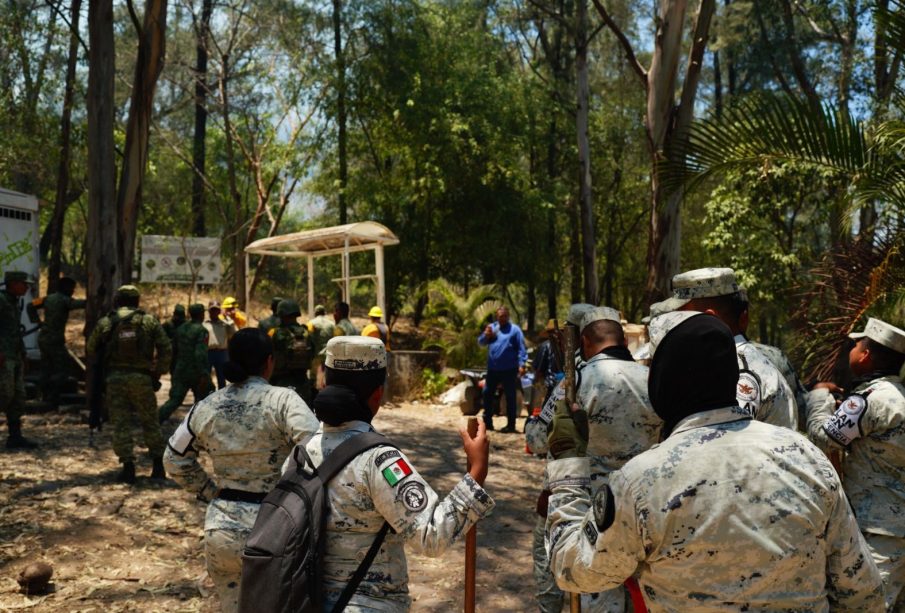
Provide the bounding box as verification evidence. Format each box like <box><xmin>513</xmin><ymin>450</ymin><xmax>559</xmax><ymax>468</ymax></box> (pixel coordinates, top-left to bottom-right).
<box><xmin>217</xmin><ymin>488</ymin><xmax>267</xmax><ymax>504</ymax></box>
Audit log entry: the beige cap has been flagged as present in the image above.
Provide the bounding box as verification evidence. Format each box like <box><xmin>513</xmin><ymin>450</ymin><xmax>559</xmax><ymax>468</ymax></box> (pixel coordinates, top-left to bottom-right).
<box><xmin>670</xmin><ymin>267</ymin><xmax>740</xmax><ymax>306</ymax></box>
<box><xmin>849</xmin><ymin>317</ymin><xmax>905</xmax><ymax>355</ymax></box>
<box><xmin>648</xmin><ymin>311</ymin><xmax>704</xmax><ymax>357</ymax></box>
<box><xmin>579</xmin><ymin>306</ymin><xmax>621</xmax><ymax>334</ymax></box>
<box><xmin>566</xmin><ymin>303</ymin><xmax>595</xmax><ymax>326</ymax></box>
<box><xmin>325</xmin><ymin>336</ymin><xmax>387</xmax><ymax>370</ymax></box>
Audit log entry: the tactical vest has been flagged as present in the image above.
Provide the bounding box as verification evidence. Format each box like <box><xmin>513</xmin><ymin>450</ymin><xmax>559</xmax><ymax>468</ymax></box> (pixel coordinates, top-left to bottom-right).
<box><xmin>103</xmin><ymin>309</ymin><xmax>153</xmax><ymax>372</ymax></box>
<box><xmin>274</xmin><ymin>325</ymin><xmax>310</xmax><ymax>373</ymax></box>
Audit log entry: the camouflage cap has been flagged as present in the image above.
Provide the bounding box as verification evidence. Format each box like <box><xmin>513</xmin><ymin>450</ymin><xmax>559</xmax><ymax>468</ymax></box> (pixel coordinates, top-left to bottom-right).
<box><xmin>670</xmin><ymin>267</ymin><xmax>740</xmax><ymax>305</ymax></box>
<box><xmin>579</xmin><ymin>306</ymin><xmax>621</xmax><ymax>334</ymax></box>
<box><xmin>566</xmin><ymin>303</ymin><xmax>595</xmax><ymax>327</ymax></box>
<box><xmin>648</xmin><ymin>311</ymin><xmax>705</xmax><ymax>357</ymax></box>
<box><xmin>3</xmin><ymin>271</ymin><xmax>29</xmax><ymax>284</ymax></box>
<box><xmin>173</xmin><ymin>304</ymin><xmax>186</xmax><ymax>315</ymax></box>
<box><xmin>849</xmin><ymin>317</ymin><xmax>905</xmax><ymax>355</ymax></box>
<box><xmin>325</xmin><ymin>336</ymin><xmax>387</xmax><ymax>371</ymax></box>
<box><xmin>115</xmin><ymin>284</ymin><xmax>140</xmax><ymax>298</ymax></box>
<box><xmin>642</xmin><ymin>297</ymin><xmax>686</xmax><ymax>325</ymax></box>
<box><xmin>276</xmin><ymin>299</ymin><xmax>301</xmax><ymax>317</ymax></box>
<box><xmin>188</xmin><ymin>303</ymin><xmax>205</xmax><ymax>316</ymax></box>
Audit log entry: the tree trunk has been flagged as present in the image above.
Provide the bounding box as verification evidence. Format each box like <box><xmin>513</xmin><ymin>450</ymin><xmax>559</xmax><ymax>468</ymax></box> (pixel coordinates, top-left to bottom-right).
<box><xmin>87</xmin><ymin>0</ymin><xmax>118</xmax><ymax>331</ymax></box>
<box><xmin>191</xmin><ymin>0</ymin><xmax>212</xmax><ymax>237</ymax></box>
<box><xmin>644</xmin><ymin>0</ymin><xmax>714</xmax><ymax>303</ymax></box>
<box><xmin>575</xmin><ymin>0</ymin><xmax>598</xmax><ymax>304</ymax></box>
<box><xmin>116</xmin><ymin>0</ymin><xmax>169</xmax><ymax>283</ymax></box>
<box><xmin>333</xmin><ymin>0</ymin><xmax>348</xmax><ymax>225</ymax></box>
<box><xmin>568</xmin><ymin>196</ymin><xmax>582</xmax><ymax>304</ymax></box>
<box><xmin>45</xmin><ymin>0</ymin><xmax>82</xmax><ymax>292</ymax></box>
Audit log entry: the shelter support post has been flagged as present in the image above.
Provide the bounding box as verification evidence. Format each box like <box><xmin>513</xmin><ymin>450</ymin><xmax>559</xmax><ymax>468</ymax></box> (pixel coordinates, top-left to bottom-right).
<box><xmin>343</xmin><ymin>236</ymin><xmax>351</xmax><ymax>305</ymax></box>
<box><xmin>307</xmin><ymin>255</ymin><xmax>315</xmax><ymax>317</ymax></box>
<box><xmin>375</xmin><ymin>244</ymin><xmax>385</xmax><ymax>317</ymax></box>
<box><xmin>244</xmin><ymin>253</ymin><xmax>250</xmax><ymax>310</ymax></box>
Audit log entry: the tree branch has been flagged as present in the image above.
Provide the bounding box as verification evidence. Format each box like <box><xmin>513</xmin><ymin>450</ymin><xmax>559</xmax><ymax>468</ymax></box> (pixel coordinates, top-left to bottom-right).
<box><xmin>590</xmin><ymin>0</ymin><xmax>647</xmax><ymax>88</ymax></box>
<box><xmin>125</xmin><ymin>0</ymin><xmax>143</xmax><ymax>38</ymax></box>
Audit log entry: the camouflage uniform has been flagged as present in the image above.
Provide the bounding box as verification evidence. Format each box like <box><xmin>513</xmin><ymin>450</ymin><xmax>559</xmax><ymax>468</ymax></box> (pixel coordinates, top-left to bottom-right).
<box><xmin>0</xmin><ymin>285</ymin><xmax>26</xmax><ymax>435</ymax></box>
<box><xmin>808</xmin><ymin>374</ymin><xmax>905</xmax><ymax>609</ymax></box>
<box><xmin>734</xmin><ymin>335</ymin><xmax>798</xmax><ymax>430</ymax></box>
<box><xmin>334</xmin><ymin>317</ymin><xmax>359</xmax><ymax>336</ymax></box>
<box><xmin>751</xmin><ymin>341</ymin><xmax>809</xmax><ymax>429</ymax></box>
<box><xmin>163</xmin><ymin>377</ymin><xmax>318</xmax><ymax>613</ymax></box>
<box><xmin>158</xmin><ymin>314</ymin><xmax>211</xmax><ymax>422</ymax></box>
<box><xmin>271</xmin><ymin>322</ymin><xmax>314</xmax><ymax>402</ymax></box>
<box><xmin>87</xmin><ymin>304</ymin><xmax>171</xmax><ymax>463</ymax></box>
<box><xmin>33</xmin><ymin>291</ymin><xmax>86</xmax><ymax>405</ymax></box>
<box><xmin>258</xmin><ymin>313</ymin><xmax>279</xmax><ymax>335</ymax></box>
<box><xmin>307</xmin><ymin>312</ymin><xmax>335</xmax><ymax>383</ymax></box>
<box><xmin>546</xmin><ymin>406</ymin><xmax>885</xmax><ymax>611</ymax></box>
<box><xmin>296</xmin><ymin>420</ymin><xmax>495</xmax><ymax>611</ymax></box>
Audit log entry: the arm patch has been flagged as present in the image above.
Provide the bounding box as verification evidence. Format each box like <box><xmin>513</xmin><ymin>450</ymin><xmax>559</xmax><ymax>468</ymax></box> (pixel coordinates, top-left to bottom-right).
<box><xmin>823</xmin><ymin>393</ymin><xmax>868</xmax><ymax>447</ymax></box>
<box><xmin>167</xmin><ymin>407</ymin><xmax>197</xmax><ymax>456</ymax></box>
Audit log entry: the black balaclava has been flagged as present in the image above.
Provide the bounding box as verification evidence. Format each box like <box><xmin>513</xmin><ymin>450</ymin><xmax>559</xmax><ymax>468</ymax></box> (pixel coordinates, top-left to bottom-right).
<box><xmin>648</xmin><ymin>314</ymin><xmax>740</xmax><ymax>436</ymax></box>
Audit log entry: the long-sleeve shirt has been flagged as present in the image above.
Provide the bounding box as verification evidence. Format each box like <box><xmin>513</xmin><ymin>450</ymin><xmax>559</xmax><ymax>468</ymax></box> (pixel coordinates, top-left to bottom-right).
<box><xmin>807</xmin><ymin>375</ymin><xmax>905</xmax><ymax>537</ymax></box>
<box><xmin>546</xmin><ymin>406</ymin><xmax>883</xmax><ymax>612</ymax></box>
<box><xmin>734</xmin><ymin>334</ymin><xmax>798</xmax><ymax>430</ymax></box>
<box><xmin>478</xmin><ymin>321</ymin><xmax>527</xmax><ymax>371</ymax></box>
<box><xmin>288</xmin><ymin>420</ymin><xmax>495</xmax><ymax>611</ymax></box>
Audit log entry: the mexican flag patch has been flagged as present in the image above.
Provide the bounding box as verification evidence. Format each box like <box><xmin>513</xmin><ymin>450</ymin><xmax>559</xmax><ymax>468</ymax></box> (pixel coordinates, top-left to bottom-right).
<box><xmin>382</xmin><ymin>459</ymin><xmax>412</xmax><ymax>486</ymax></box>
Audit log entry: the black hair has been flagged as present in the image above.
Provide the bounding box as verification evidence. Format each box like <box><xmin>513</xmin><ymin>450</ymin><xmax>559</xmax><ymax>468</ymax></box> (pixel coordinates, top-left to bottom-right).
<box><xmin>114</xmin><ymin>294</ymin><xmax>140</xmax><ymax>308</ymax></box>
<box><xmin>865</xmin><ymin>338</ymin><xmax>905</xmax><ymax>373</ymax></box>
<box><xmin>691</xmin><ymin>292</ymin><xmax>748</xmax><ymax>324</ymax></box>
<box><xmin>58</xmin><ymin>277</ymin><xmax>76</xmax><ymax>293</ymax></box>
<box><xmin>334</xmin><ymin>301</ymin><xmax>350</xmax><ymax>318</ymax></box>
<box><xmin>582</xmin><ymin>319</ymin><xmax>624</xmax><ymax>345</ymax></box>
<box><xmin>325</xmin><ymin>366</ymin><xmax>387</xmax><ymax>405</ymax></box>
<box><xmin>222</xmin><ymin>328</ymin><xmax>274</xmax><ymax>383</ymax></box>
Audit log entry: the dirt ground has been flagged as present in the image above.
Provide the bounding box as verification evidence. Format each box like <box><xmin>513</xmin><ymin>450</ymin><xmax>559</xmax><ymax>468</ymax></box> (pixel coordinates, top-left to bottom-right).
<box><xmin>0</xmin><ymin>384</ymin><xmax>545</xmax><ymax>612</ymax></box>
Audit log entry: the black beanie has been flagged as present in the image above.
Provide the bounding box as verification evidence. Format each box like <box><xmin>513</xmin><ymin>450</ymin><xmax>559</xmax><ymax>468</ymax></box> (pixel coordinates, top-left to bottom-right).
<box><xmin>648</xmin><ymin>313</ymin><xmax>739</xmax><ymax>436</ymax></box>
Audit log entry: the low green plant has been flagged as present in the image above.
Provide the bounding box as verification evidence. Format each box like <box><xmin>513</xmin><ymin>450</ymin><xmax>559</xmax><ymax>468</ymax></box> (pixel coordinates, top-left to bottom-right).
<box><xmin>421</xmin><ymin>368</ymin><xmax>448</xmax><ymax>400</ymax></box>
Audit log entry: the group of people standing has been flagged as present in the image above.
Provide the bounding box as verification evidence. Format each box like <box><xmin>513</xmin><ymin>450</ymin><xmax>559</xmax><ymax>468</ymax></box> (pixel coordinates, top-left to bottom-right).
<box><xmin>524</xmin><ymin>266</ymin><xmax>905</xmax><ymax>612</ymax></box>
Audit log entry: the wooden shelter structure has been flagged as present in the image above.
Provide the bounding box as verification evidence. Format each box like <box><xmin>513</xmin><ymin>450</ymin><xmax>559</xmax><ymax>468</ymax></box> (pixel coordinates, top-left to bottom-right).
<box><xmin>244</xmin><ymin>221</ymin><xmax>400</xmax><ymax>316</ymax></box>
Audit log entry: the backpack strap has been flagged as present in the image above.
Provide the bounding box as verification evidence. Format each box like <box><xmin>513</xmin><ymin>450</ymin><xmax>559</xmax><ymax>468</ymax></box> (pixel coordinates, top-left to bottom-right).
<box><xmin>312</xmin><ymin>431</ymin><xmax>397</xmax><ymax>613</ymax></box>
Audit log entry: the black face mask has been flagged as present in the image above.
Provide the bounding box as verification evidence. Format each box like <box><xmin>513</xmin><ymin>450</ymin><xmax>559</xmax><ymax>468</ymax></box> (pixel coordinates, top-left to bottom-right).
<box><xmin>648</xmin><ymin>314</ymin><xmax>740</xmax><ymax>436</ymax></box>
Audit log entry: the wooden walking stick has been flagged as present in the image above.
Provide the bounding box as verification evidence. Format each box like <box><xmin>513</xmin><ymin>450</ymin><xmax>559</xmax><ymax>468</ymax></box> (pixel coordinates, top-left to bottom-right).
<box><xmin>562</xmin><ymin>323</ymin><xmax>582</xmax><ymax>613</ymax></box>
<box><xmin>464</xmin><ymin>416</ymin><xmax>479</xmax><ymax>613</ymax></box>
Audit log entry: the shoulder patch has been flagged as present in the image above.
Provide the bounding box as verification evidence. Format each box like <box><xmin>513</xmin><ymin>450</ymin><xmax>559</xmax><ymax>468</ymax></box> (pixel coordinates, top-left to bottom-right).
<box><xmin>381</xmin><ymin>458</ymin><xmax>412</xmax><ymax>486</ymax></box>
<box><xmin>397</xmin><ymin>481</ymin><xmax>427</xmax><ymax>512</ymax></box>
<box><xmin>583</xmin><ymin>520</ymin><xmax>599</xmax><ymax>544</ymax></box>
<box><xmin>540</xmin><ymin>383</ymin><xmax>565</xmax><ymax>424</ymax></box>
<box><xmin>823</xmin><ymin>393</ymin><xmax>869</xmax><ymax>447</ymax></box>
<box><xmin>736</xmin><ymin>370</ymin><xmax>762</xmax><ymax>417</ymax></box>
<box><xmin>374</xmin><ymin>449</ymin><xmax>401</xmax><ymax>468</ymax></box>
<box><xmin>167</xmin><ymin>408</ymin><xmax>197</xmax><ymax>456</ymax></box>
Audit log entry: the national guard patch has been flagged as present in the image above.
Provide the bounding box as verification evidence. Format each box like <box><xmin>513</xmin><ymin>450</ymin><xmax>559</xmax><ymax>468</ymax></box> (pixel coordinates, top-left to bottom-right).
<box><xmin>398</xmin><ymin>481</ymin><xmax>427</xmax><ymax>512</ymax></box>
<box><xmin>374</xmin><ymin>450</ymin><xmax>401</xmax><ymax>468</ymax></box>
<box><xmin>736</xmin><ymin>370</ymin><xmax>762</xmax><ymax>418</ymax></box>
<box><xmin>824</xmin><ymin>393</ymin><xmax>869</xmax><ymax>447</ymax></box>
<box><xmin>540</xmin><ymin>383</ymin><xmax>565</xmax><ymax>424</ymax></box>
<box><xmin>583</xmin><ymin>520</ymin><xmax>598</xmax><ymax>544</ymax></box>
<box><xmin>167</xmin><ymin>412</ymin><xmax>196</xmax><ymax>456</ymax></box>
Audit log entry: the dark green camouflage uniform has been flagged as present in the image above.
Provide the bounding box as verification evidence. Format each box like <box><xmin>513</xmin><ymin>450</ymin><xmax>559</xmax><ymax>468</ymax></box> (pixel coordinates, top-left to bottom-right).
<box><xmin>270</xmin><ymin>322</ymin><xmax>314</xmax><ymax>402</ymax></box>
<box><xmin>87</xmin><ymin>306</ymin><xmax>171</xmax><ymax>462</ymax></box>
<box><xmin>35</xmin><ymin>291</ymin><xmax>86</xmax><ymax>405</ymax></box>
<box><xmin>162</xmin><ymin>308</ymin><xmax>186</xmax><ymax>374</ymax></box>
<box><xmin>258</xmin><ymin>313</ymin><xmax>279</xmax><ymax>335</ymax></box>
<box><xmin>0</xmin><ymin>289</ymin><xmax>26</xmax><ymax>431</ymax></box>
<box><xmin>158</xmin><ymin>320</ymin><xmax>211</xmax><ymax>422</ymax></box>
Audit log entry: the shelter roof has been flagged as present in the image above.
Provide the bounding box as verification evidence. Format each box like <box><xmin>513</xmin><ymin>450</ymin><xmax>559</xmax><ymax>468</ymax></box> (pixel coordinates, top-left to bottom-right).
<box><xmin>244</xmin><ymin>221</ymin><xmax>399</xmax><ymax>257</ymax></box>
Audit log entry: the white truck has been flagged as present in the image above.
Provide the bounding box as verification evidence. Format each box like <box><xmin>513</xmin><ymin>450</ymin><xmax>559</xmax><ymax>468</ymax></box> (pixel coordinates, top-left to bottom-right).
<box><xmin>0</xmin><ymin>187</ymin><xmax>41</xmax><ymax>359</ymax></box>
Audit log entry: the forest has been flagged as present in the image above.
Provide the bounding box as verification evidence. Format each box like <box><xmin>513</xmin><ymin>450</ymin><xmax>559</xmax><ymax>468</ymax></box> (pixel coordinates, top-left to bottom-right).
<box><xmin>2</xmin><ymin>0</ymin><xmax>904</xmax><ymax>379</ymax></box>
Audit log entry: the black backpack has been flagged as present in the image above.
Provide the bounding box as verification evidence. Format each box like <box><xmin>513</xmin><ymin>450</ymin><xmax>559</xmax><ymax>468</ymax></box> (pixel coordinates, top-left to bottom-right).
<box><xmin>239</xmin><ymin>432</ymin><xmax>395</xmax><ymax>613</ymax></box>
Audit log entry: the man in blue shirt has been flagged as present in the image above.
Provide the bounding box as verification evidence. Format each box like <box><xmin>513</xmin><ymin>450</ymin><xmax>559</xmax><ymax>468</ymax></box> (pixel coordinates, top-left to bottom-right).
<box><xmin>478</xmin><ymin>306</ymin><xmax>528</xmax><ymax>433</ymax></box>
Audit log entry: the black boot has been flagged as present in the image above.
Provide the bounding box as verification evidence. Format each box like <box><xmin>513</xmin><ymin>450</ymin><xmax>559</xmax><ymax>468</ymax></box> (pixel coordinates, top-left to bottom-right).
<box><xmin>150</xmin><ymin>458</ymin><xmax>166</xmax><ymax>480</ymax></box>
<box><xmin>6</xmin><ymin>422</ymin><xmax>38</xmax><ymax>449</ymax></box>
<box><xmin>118</xmin><ymin>461</ymin><xmax>136</xmax><ymax>484</ymax></box>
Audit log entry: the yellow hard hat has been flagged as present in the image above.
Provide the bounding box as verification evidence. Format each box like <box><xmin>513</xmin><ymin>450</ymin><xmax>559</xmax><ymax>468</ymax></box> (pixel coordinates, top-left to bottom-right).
<box><xmin>368</xmin><ymin>306</ymin><xmax>383</xmax><ymax>318</ymax></box>
<box><xmin>222</xmin><ymin>296</ymin><xmax>238</xmax><ymax>308</ymax></box>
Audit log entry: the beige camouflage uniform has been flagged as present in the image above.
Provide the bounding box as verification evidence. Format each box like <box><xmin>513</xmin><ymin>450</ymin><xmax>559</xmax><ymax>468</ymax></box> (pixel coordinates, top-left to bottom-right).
<box><xmin>752</xmin><ymin>341</ymin><xmax>809</xmax><ymax>429</ymax></box>
<box><xmin>807</xmin><ymin>323</ymin><xmax>905</xmax><ymax>612</ymax></box>
<box><xmin>163</xmin><ymin>377</ymin><xmax>319</xmax><ymax>613</ymax></box>
<box><xmin>734</xmin><ymin>334</ymin><xmax>798</xmax><ymax>430</ymax></box>
<box><xmin>294</xmin><ymin>419</ymin><xmax>494</xmax><ymax>611</ymax></box>
<box><xmin>546</xmin><ymin>406</ymin><xmax>884</xmax><ymax>612</ymax></box>
<box><xmin>86</xmin><ymin>304</ymin><xmax>171</xmax><ymax>462</ymax></box>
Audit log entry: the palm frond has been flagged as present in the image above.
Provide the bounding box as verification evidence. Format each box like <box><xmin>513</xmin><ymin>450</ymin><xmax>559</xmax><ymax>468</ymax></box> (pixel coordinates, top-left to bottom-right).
<box><xmin>877</xmin><ymin>0</ymin><xmax>905</xmax><ymax>59</ymax></box>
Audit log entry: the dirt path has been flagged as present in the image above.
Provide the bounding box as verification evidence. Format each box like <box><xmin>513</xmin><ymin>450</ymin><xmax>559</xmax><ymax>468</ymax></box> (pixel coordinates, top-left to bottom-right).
<box><xmin>0</xmin><ymin>389</ymin><xmax>544</xmax><ymax>612</ymax></box>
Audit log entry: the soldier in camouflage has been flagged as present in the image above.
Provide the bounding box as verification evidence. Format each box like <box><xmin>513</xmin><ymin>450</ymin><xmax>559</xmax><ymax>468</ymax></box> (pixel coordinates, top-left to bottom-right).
<box><xmin>86</xmin><ymin>285</ymin><xmax>171</xmax><ymax>483</ymax></box>
<box><xmin>546</xmin><ymin>312</ymin><xmax>884</xmax><ymax>611</ymax></box>
<box><xmin>671</xmin><ymin>267</ymin><xmax>798</xmax><ymax>430</ymax></box>
<box><xmin>257</xmin><ymin>296</ymin><xmax>283</xmax><ymax>335</ymax></box>
<box><xmin>333</xmin><ymin>300</ymin><xmax>359</xmax><ymax>336</ymax></box>
<box><xmin>162</xmin><ymin>304</ymin><xmax>186</xmax><ymax>376</ymax></box>
<box><xmin>269</xmin><ymin>299</ymin><xmax>315</xmax><ymax>403</ymax></box>
<box><xmin>28</xmin><ymin>277</ymin><xmax>86</xmax><ymax>407</ymax></box>
<box><xmin>287</xmin><ymin>336</ymin><xmax>494</xmax><ymax>611</ymax></box>
<box><xmin>158</xmin><ymin>303</ymin><xmax>211</xmax><ymax>423</ymax></box>
<box><xmin>306</xmin><ymin>303</ymin><xmax>335</xmax><ymax>393</ymax></box>
<box><xmin>807</xmin><ymin>317</ymin><xmax>905</xmax><ymax>610</ymax></box>
<box><xmin>0</xmin><ymin>271</ymin><xmax>38</xmax><ymax>448</ymax></box>
<box><xmin>164</xmin><ymin>328</ymin><xmax>318</xmax><ymax>613</ymax></box>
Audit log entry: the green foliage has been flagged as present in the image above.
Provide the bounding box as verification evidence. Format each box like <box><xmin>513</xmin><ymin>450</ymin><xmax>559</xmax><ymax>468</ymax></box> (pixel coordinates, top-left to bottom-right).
<box><xmin>420</xmin><ymin>367</ymin><xmax>447</xmax><ymax>400</ymax></box>
<box><xmin>419</xmin><ymin>278</ymin><xmax>500</xmax><ymax>368</ymax></box>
